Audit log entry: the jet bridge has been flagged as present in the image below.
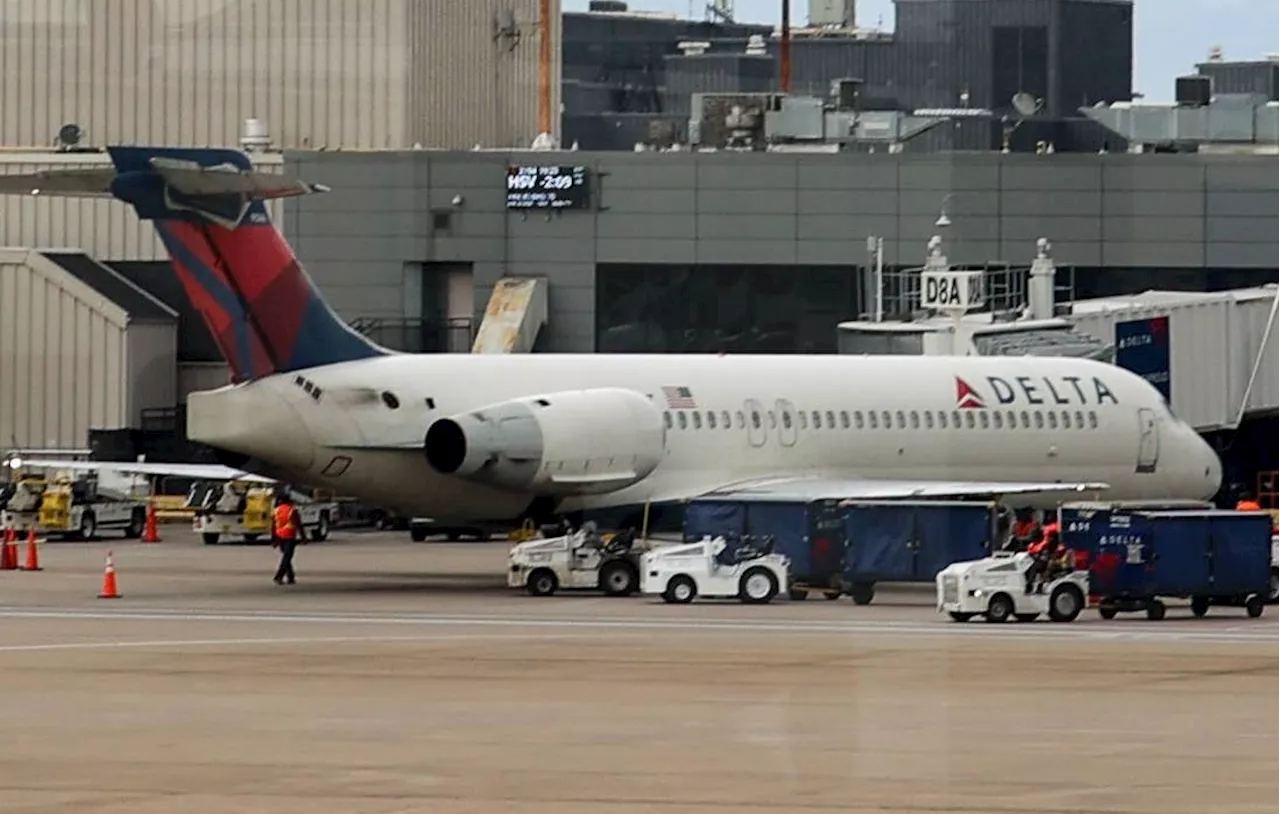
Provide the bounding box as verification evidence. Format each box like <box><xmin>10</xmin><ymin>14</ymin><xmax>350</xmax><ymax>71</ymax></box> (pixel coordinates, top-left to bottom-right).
<box><xmin>1065</xmin><ymin>286</ymin><xmax>1278</xmax><ymax>432</ymax></box>
<box><xmin>836</xmin><ymin>233</ymin><xmax>1278</xmax><ymax>432</ymax></box>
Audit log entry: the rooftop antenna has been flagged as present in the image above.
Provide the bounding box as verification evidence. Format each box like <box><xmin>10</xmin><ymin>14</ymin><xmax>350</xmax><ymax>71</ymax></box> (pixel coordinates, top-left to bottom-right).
<box><xmin>706</xmin><ymin>0</ymin><xmax>734</xmax><ymax>23</ymax></box>
<box><xmin>1002</xmin><ymin>91</ymin><xmax>1043</xmax><ymax>153</ymax></box>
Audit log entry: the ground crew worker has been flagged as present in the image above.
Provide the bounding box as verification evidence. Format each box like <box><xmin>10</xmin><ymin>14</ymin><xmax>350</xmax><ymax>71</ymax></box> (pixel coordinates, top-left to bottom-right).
<box><xmin>1235</xmin><ymin>492</ymin><xmax>1261</xmax><ymax>512</ymax></box>
<box><xmin>1024</xmin><ymin>527</ymin><xmax>1047</xmax><ymax>593</ymax></box>
<box><xmin>1046</xmin><ymin>531</ymin><xmax>1074</xmax><ymax>582</ymax></box>
<box><xmin>1008</xmin><ymin>511</ymin><xmax>1039</xmax><ymax>542</ymax></box>
<box><xmin>272</xmin><ymin>491</ymin><xmax>304</xmax><ymax>585</ymax></box>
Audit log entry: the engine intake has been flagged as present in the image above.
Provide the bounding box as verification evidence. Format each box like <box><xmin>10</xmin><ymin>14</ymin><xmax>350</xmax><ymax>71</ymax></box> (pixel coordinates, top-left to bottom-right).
<box><xmin>423</xmin><ymin>387</ymin><xmax>665</xmax><ymax>495</ymax></box>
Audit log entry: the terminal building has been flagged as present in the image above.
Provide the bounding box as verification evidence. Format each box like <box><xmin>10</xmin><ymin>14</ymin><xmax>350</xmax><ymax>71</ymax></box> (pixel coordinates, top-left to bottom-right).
<box><xmin>0</xmin><ymin>0</ymin><xmax>1275</xmax><ymax>498</ymax></box>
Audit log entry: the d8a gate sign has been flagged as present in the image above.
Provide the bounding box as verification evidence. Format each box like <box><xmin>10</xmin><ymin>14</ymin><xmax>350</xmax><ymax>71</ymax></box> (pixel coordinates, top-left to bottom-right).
<box><xmin>921</xmin><ymin>271</ymin><xmax>985</xmax><ymax>311</ymax></box>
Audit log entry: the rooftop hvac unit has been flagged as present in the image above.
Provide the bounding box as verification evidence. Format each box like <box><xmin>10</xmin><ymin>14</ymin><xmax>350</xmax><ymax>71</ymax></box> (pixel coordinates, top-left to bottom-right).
<box><xmin>588</xmin><ymin>1</ymin><xmax>628</xmax><ymax>12</ymax></box>
<box><xmin>1176</xmin><ymin>75</ymin><xmax>1212</xmax><ymax>107</ymax></box>
<box><xmin>241</xmin><ymin>118</ymin><xmax>271</xmax><ymax>151</ymax></box>
<box><xmin>831</xmin><ymin>78</ymin><xmax>863</xmax><ymax>111</ymax></box>
<box><xmin>678</xmin><ymin>40</ymin><xmax>711</xmax><ymax>56</ymax></box>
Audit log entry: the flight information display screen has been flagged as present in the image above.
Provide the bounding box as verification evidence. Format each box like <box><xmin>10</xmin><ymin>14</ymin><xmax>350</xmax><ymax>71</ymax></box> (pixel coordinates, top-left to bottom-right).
<box><xmin>505</xmin><ymin>165</ymin><xmax>591</xmax><ymax>210</ymax></box>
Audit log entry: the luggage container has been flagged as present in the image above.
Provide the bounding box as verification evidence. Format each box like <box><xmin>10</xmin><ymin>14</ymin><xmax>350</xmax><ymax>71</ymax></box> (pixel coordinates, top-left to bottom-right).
<box><xmin>683</xmin><ymin>496</ymin><xmax>998</xmax><ymax>605</ymax></box>
<box><xmin>840</xmin><ymin>501</ymin><xmax>997</xmax><ymax>605</ymax></box>
<box><xmin>683</xmin><ymin>496</ymin><xmax>846</xmax><ymax>600</ymax></box>
<box><xmin>1058</xmin><ymin>503</ymin><xmax>1272</xmax><ymax>620</ymax></box>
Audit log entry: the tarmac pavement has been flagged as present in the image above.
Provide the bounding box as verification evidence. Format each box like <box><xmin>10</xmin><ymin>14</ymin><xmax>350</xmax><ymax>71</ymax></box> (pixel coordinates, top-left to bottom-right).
<box><xmin>0</xmin><ymin>529</ymin><xmax>1275</xmax><ymax>813</ymax></box>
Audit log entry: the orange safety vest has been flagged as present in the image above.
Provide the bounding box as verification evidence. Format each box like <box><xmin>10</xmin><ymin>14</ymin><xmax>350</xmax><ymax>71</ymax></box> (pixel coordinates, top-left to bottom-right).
<box><xmin>1235</xmin><ymin>500</ymin><xmax>1261</xmax><ymax>512</ymax></box>
<box><xmin>273</xmin><ymin>504</ymin><xmax>298</xmax><ymax>540</ymax></box>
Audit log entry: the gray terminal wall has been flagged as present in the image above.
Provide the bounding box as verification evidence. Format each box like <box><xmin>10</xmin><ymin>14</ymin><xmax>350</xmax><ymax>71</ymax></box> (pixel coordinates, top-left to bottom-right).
<box><xmin>281</xmin><ymin>150</ymin><xmax>1279</xmax><ymax>353</ymax></box>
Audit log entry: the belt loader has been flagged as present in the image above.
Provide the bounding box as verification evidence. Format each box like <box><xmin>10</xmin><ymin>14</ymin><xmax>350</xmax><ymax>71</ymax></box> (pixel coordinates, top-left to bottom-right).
<box><xmin>188</xmin><ymin>480</ymin><xmax>335</xmax><ymax>544</ymax></box>
<box><xmin>0</xmin><ymin>472</ymin><xmax>147</xmax><ymax>541</ymax></box>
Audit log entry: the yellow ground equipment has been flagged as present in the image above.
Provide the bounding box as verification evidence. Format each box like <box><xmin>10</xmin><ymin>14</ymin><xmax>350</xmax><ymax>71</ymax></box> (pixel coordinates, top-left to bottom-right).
<box><xmin>191</xmin><ymin>479</ymin><xmax>336</xmax><ymax>545</ymax></box>
<box><xmin>38</xmin><ymin>478</ymin><xmax>72</xmax><ymax>530</ymax></box>
<box><xmin>1</xmin><ymin>472</ymin><xmax>147</xmax><ymax>540</ymax></box>
<box><xmin>242</xmin><ymin>487</ymin><xmax>275</xmax><ymax>534</ymax></box>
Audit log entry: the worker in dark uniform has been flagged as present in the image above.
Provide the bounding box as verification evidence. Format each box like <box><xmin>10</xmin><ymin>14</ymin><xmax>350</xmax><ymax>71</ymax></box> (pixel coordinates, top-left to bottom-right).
<box><xmin>1235</xmin><ymin>492</ymin><xmax>1261</xmax><ymax>512</ymax></box>
<box><xmin>272</xmin><ymin>491</ymin><xmax>304</xmax><ymax>585</ymax></box>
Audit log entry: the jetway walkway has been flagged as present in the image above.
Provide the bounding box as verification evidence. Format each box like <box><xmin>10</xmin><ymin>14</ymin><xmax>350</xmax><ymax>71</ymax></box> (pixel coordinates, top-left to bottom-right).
<box><xmin>835</xmin><ymin>232</ymin><xmax>1277</xmax><ymax>433</ymax></box>
<box><xmin>1066</xmin><ymin>286</ymin><xmax>1278</xmax><ymax>432</ymax></box>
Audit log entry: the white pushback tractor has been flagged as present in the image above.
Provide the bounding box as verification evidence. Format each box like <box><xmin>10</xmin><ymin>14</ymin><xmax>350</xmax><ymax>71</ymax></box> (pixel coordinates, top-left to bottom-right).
<box><xmin>640</xmin><ymin>535</ymin><xmax>791</xmax><ymax>604</ymax></box>
<box><xmin>936</xmin><ymin>550</ymin><xmax>1088</xmax><ymax>623</ymax></box>
<box><xmin>188</xmin><ymin>480</ymin><xmax>335</xmax><ymax>544</ymax></box>
<box><xmin>509</xmin><ymin>524</ymin><xmax>651</xmax><ymax>597</ymax></box>
<box><xmin>0</xmin><ymin>471</ymin><xmax>147</xmax><ymax>540</ymax></box>
<box><xmin>1270</xmin><ymin>533</ymin><xmax>1278</xmax><ymax>603</ymax></box>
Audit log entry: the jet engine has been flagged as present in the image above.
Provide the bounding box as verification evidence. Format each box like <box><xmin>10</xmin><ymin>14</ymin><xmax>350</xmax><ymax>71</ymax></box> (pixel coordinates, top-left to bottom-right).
<box><xmin>423</xmin><ymin>387</ymin><xmax>666</xmax><ymax>495</ymax></box>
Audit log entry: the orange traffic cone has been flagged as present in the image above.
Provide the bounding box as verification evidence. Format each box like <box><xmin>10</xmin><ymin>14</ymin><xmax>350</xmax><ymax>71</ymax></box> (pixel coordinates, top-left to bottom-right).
<box><xmin>20</xmin><ymin>528</ymin><xmax>41</xmax><ymax>572</ymax></box>
<box><xmin>0</xmin><ymin>528</ymin><xmax>15</xmax><ymax>571</ymax></box>
<box><xmin>98</xmin><ymin>550</ymin><xmax>121</xmax><ymax>599</ymax></box>
<box><xmin>143</xmin><ymin>501</ymin><xmax>161</xmax><ymax>543</ymax></box>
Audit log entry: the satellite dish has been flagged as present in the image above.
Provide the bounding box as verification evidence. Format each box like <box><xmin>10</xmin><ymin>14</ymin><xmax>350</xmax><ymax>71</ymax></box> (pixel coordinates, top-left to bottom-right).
<box><xmin>1011</xmin><ymin>92</ymin><xmax>1041</xmax><ymax>117</ymax></box>
<box><xmin>56</xmin><ymin>123</ymin><xmax>83</xmax><ymax>148</ymax></box>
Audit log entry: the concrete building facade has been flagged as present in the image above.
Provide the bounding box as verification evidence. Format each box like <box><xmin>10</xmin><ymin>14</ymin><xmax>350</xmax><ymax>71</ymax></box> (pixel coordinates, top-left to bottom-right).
<box><xmin>0</xmin><ymin>0</ymin><xmax>559</xmax><ymax>151</ymax></box>
<box><xmin>280</xmin><ymin>149</ymin><xmax>1279</xmax><ymax>354</ymax></box>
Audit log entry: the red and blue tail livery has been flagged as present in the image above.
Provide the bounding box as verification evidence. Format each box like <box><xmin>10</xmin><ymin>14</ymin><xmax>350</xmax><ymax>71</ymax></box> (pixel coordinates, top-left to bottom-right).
<box><xmin>0</xmin><ymin>145</ymin><xmax>387</xmax><ymax>382</ymax></box>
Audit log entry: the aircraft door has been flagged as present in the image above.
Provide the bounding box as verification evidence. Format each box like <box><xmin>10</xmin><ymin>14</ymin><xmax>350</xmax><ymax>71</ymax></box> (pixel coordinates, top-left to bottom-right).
<box><xmin>1135</xmin><ymin>408</ymin><xmax>1159</xmax><ymax>474</ymax></box>
<box><xmin>744</xmin><ymin>399</ymin><xmax>767</xmax><ymax>448</ymax></box>
<box><xmin>775</xmin><ymin>399</ymin><xmax>798</xmax><ymax>447</ymax></box>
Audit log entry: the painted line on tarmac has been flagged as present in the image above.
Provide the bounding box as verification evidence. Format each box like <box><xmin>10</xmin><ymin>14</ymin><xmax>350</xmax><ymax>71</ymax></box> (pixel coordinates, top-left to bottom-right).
<box><xmin>0</xmin><ymin>631</ymin><xmax>569</xmax><ymax>654</ymax></box>
<box><xmin>0</xmin><ymin>606</ymin><xmax>1273</xmax><ymax>644</ymax></box>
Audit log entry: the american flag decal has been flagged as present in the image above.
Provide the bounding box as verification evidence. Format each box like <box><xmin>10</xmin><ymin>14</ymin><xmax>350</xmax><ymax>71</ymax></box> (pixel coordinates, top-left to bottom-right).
<box><xmin>661</xmin><ymin>386</ymin><xmax>697</xmax><ymax>409</ymax></box>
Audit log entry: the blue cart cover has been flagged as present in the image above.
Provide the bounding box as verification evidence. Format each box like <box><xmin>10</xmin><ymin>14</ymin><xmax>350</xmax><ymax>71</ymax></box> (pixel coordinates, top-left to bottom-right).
<box><xmin>844</xmin><ymin>503</ymin><xmax>992</xmax><ymax>582</ymax></box>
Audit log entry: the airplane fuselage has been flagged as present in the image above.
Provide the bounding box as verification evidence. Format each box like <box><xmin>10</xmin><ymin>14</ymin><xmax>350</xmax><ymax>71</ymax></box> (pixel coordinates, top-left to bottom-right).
<box><xmin>187</xmin><ymin>352</ymin><xmax>1223</xmax><ymax>521</ymax></box>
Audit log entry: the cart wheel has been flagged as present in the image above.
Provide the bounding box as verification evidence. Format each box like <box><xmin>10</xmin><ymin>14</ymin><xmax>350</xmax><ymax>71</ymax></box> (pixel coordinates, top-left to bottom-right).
<box><xmin>526</xmin><ymin>568</ymin><xmax>558</xmax><ymax>597</ymax></box>
<box><xmin>739</xmin><ymin>566</ymin><xmax>779</xmax><ymax>604</ymax></box>
<box><xmin>823</xmin><ymin>590</ymin><xmax>842</xmax><ymax>601</ymax></box>
<box><xmin>125</xmin><ymin>508</ymin><xmax>145</xmax><ymax>539</ymax></box>
<box><xmin>1015</xmin><ymin>613</ymin><xmax>1039</xmax><ymax>623</ymax></box>
<box><xmin>202</xmin><ymin>532</ymin><xmax>221</xmax><ymax>545</ymax></box>
<box><xmin>1190</xmin><ymin>596</ymin><xmax>1210</xmax><ymax>618</ymax></box>
<box><xmin>1245</xmin><ymin>594</ymin><xmax>1265</xmax><ymax>618</ymax></box>
<box><xmin>1098</xmin><ymin>605</ymin><xmax>1118</xmax><ymax>620</ymax></box>
<box><xmin>1048</xmin><ymin>583</ymin><xmax>1084</xmax><ymax>623</ymax></box>
<box><xmin>598</xmin><ymin>560</ymin><xmax>637</xmax><ymax>597</ymax></box>
<box><xmin>311</xmin><ymin>511</ymin><xmax>330</xmax><ymax>542</ymax></box>
<box><xmin>849</xmin><ymin>582</ymin><xmax>875</xmax><ymax>606</ymax></box>
<box><xmin>788</xmin><ymin>587</ymin><xmax>809</xmax><ymax>601</ymax></box>
<box><xmin>664</xmin><ymin>575</ymin><xmax>697</xmax><ymax>604</ymax></box>
<box><xmin>985</xmin><ymin>593</ymin><xmax>1014</xmax><ymax>623</ymax></box>
<box><xmin>1145</xmin><ymin>600</ymin><xmax>1166</xmax><ymax>621</ymax></box>
<box><xmin>948</xmin><ymin>612</ymin><xmax>975</xmax><ymax>622</ymax></box>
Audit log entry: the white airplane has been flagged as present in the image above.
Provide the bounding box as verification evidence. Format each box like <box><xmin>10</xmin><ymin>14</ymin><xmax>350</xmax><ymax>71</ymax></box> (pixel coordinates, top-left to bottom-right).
<box><xmin>0</xmin><ymin>146</ymin><xmax>1224</xmax><ymax>526</ymax></box>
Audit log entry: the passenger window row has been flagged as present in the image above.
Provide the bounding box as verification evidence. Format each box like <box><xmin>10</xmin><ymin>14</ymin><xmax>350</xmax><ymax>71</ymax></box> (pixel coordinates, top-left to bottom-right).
<box><xmin>663</xmin><ymin>407</ymin><xmax>1101</xmax><ymax>432</ymax></box>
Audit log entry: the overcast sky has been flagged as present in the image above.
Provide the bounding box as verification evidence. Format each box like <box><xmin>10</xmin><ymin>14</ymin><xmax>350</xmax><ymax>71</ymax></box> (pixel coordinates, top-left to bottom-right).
<box><xmin>563</xmin><ymin>0</ymin><xmax>1279</xmax><ymax>101</ymax></box>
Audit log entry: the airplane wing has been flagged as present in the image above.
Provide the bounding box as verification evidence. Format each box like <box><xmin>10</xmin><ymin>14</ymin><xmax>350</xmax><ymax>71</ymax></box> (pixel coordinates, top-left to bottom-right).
<box><xmin>692</xmin><ymin>475</ymin><xmax>1110</xmax><ymax>502</ymax></box>
<box><xmin>4</xmin><ymin>458</ymin><xmax>276</xmax><ymax>484</ymax></box>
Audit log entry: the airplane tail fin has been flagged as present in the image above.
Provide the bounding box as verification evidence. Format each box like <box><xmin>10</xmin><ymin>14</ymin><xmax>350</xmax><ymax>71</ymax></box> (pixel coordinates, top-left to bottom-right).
<box><xmin>0</xmin><ymin>146</ymin><xmax>387</xmax><ymax>381</ymax></box>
